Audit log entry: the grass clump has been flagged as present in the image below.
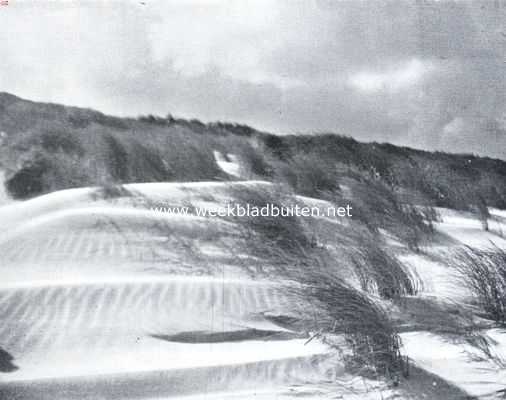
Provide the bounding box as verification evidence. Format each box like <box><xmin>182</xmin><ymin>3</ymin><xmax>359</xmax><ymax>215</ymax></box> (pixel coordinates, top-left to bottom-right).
<box><xmin>452</xmin><ymin>245</ymin><xmax>506</xmax><ymax>325</ymax></box>
<box><xmin>295</xmin><ymin>253</ymin><xmax>408</xmax><ymax>380</ymax></box>
<box><xmin>228</xmin><ymin>184</ymin><xmax>416</xmax><ymax>300</ymax></box>
<box><xmin>349</xmin><ymin>235</ymin><xmax>417</xmax><ymax>299</ymax></box>
<box><xmin>346</xmin><ymin>174</ymin><xmax>437</xmax><ymax>251</ymax></box>
<box><xmin>225</xmin><ymin>184</ymin><xmax>407</xmax><ymax>381</ymax></box>
<box><xmin>224</xmin><ymin>184</ymin><xmax>312</xmax><ymax>275</ymax></box>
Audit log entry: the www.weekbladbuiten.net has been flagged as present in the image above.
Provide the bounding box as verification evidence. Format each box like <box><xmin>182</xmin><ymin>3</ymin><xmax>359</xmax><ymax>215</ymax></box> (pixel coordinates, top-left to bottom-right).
<box><xmin>150</xmin><ymin>203</ymin><xmax>352</xmax><ymax>218</ymax></box>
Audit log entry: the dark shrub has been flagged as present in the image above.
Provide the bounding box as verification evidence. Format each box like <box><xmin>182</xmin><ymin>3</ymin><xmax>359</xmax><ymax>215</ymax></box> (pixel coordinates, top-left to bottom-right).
<box><xmin>262</xmin><ymin>134</ymin><xmax>290</xmax><ymax>159</ymax></box>
<box><xmin>6</xmin><ymin>157</ymin><xmax>49</xmax><ymax>198</ymax></box>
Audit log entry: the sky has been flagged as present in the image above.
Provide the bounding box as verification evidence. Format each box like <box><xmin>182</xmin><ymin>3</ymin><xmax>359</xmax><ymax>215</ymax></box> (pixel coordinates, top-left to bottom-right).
<box><xmin>0</xmin><ymin>0</ymin><xmax>505</xmax><ymax>159</ymax></box>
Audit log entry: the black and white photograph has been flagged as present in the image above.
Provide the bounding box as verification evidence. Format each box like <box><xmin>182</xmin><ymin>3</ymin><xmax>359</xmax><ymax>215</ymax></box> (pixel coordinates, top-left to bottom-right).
<box><xmin>0</xmin><ymin>0</ymin><xmax>505</xmax><ymax>399</ymax></box>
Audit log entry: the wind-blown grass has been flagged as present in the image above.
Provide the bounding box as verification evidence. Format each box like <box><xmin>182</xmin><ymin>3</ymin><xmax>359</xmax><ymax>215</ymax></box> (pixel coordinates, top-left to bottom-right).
<box><xmin>452</xmin><ymin>245</ymin><xmax>506</xmax><ymax>325</ymax></box>
<box><xmin>293</xmin><ymin>263</ymin><xmax>407</xmax><ymax>380</ymax></box>
<box><xmin>228</xmin><ymin>184</ymin><xmax>416</xmax><ymax>298</ymax></box>
<box><xmin>346</xmin><ymin>174</ymin><xmax>436</xmax><ymax>251</ymax></box>
<box><xmin>349</xmin><ymin>235</ymin><xmax>417</xmax><ymax>299</ymax></box>
<box><xmin>224</xmin><ymin>184</ymin><xmax>407</xmax><ymax>380</ymax></box>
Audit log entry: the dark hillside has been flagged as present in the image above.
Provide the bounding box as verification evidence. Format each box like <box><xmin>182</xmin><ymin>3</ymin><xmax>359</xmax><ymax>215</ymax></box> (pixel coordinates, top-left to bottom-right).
<box><xmin>261</xmin><ymin>133</ymin><xmax>506</xmax><ymax>209</ymax></box>
<box><xmin>0</xmin><ymin>92</ymin><xmax>505</xmax><ymax>211</ymax></box>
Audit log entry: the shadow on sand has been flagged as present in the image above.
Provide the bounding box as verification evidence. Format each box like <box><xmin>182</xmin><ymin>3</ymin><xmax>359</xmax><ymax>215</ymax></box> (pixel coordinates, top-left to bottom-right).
<box><xmin>0</xmin><ymin>347</ymin><xmax>18</xmax><ymax>373</ymax></box>
<box><xmin>150</xmin><ymin>329</ymin><xmax>301</xmax><ymax>344</ymax></box>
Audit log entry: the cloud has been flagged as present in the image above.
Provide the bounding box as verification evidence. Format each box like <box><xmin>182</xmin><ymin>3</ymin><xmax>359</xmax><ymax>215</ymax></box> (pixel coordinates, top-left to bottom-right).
<box><xmin>0</xmin><ymin>0</ymin><xmax>504</xmax><ymax>158</ymax></box>
<box><xmin>349</xmin><ymin>59</ymin><xmax>434</xmax><ymax>93</ymax></box>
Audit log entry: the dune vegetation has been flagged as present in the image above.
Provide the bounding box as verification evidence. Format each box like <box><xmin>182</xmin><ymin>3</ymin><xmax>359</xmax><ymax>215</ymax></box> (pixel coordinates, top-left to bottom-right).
<box><xmin>2</xmin><ymin>92</ymin><xmax>506</xmax><ymax>397</ymax></box>
<box><xmin>1</xmin><ymin>92</ymin><xmax>505</xmax><ymax>215</ymax></box>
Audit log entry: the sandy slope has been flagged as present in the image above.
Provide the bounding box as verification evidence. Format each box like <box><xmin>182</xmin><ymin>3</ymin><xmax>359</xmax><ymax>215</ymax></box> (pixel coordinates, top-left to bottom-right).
<box><xmin>0</xmin><ymin>181</ymin><xmax>347</xmax><ymax>399</ymax></box>
<box><xmin>399</xmin><ymin>208</ymin><xmax>506</xmax><ymax>398</ymax></box>
<box><xmin>402</xmin><ymin>329</ymin><xmax>506</xmax><ymax>398</ymax></box>
<box><xmin>1</xmin><ymin>181</ymin><xmax>506</xmax><ymax>399</ymax></box>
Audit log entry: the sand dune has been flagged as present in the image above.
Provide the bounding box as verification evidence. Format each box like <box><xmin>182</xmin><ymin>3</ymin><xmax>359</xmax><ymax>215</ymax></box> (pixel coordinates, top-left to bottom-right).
<box><xmin>2</xmin><ymin>182</ymin><xmax>506</xmax><ymax>398</ymax></box>
<box><xmin>0</xmin><ymin>182</ymin><xmax>341</xmax><ymax>398</ymax></box>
